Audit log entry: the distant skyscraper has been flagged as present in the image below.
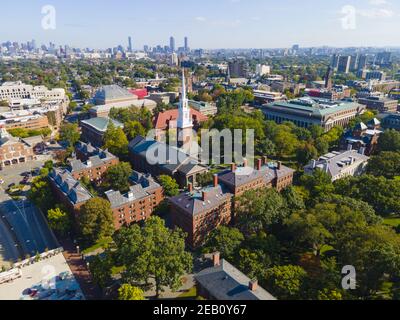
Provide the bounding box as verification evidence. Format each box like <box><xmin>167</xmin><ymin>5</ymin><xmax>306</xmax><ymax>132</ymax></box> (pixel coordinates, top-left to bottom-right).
<box><xmin>128</xmin><ymin>36</ymin><xmax>133</xmax><ymax>52</ymax></box>
<box><xmin>376</xmin><ymin>52</ymin><xmax>392</xmax><ymax>67</ymax></box>
<box><xmin>331</xmin><ymin>54</ymin><xmax>340</xmax><ymax>70</ymax></box>
<box><xmin>170</xmin><ymin>36</ymin><xmax>175</xmax><ymax>52</ymax></box>
<box><xmin>228</xmin><ymin>59</ymin><xmax>249</xmax><ymax>78</ymax></box>
<box><xmin>324</xmin><ymin>66</ymin><xmax>333</xmax><ymax>89</ymax></box>
<box><xmin>337</xmin><ymin>56</ymin><xmax>351</xmax><ymax>74</ymax></box>
<box><xmin>184</xmin><ymin>37</ymin><xmax>189</xmax><ymax>53</ymax></box>
<box><xmin>358</xmin><ymin>54</ymin><xmax>368</xmax><ymax>71</ymax></box>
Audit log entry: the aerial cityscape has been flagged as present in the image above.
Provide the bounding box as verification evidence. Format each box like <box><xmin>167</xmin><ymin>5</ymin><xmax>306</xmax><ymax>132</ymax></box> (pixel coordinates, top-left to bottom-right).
<box><xmin>1</xmin><ymin>0</ymin><xmax>400</xmax><ymax>308</ymax></box>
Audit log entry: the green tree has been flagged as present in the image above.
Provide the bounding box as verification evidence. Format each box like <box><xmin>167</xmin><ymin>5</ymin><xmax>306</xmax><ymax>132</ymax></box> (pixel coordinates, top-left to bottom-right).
<box><xmin>103</xmin><ymin>162</ymin><xmax>132</xmax><ymax>193</ymax></box>
<box><xmin>236</xmin><ymin>188</ymin><xmax>288</xmax><ymax>236</ymax></box>
<box><xmin>114</xmin><ymin>217</ymin><xmax>193</xmax><ymax>298</ymax></box>
<box><xmin>28</xmin><ymin>176</ymin><xmax>53</xmax><ymax>212</ymax></box>
<box><xmin>336</xmin><ymin>224</ymin><xmax>400</xmax><ymax>298</ymax></box>
<box><xmin>124</xmin><ymin>120</ymin><xmax>146</xmax><ymax>140</ymax></box>
<box><xmin>300</xmin><ymin>169</ymin><xmax>334</xmax><ymax>202</ymax></box>
<box><xmin>296</xmin><ymin>142</ymin><xmax>318</xmax><ymax>166</ymax></box>
<box><xmin>264</xmin><ymin>265</ymin><xmax>307</xmax><ymax>300</ymax></box>
<box><xmin>103</xmin><ymin>122</ymin><xmax>129</xmax><ymax>158</ymax></box>
<box><xmin>78</xmin><ymin>197</ymin><xmax>115</xmax><ymax>243</ymax></box>
<box><xmin>158</xmin><ymin>175</ymin><xmax>179</xmax><ymax>197</ymax></box>
<box><xmin>47</xmin><ymin>207</ymin><xmax>71</xmax><ymax>236</ymax></box>
<box><xmin>118</xmin><ymin>284</ymin><xmax>145</xmax><ymax>300</ymax></box>
<box><xmin>203</xmin><ymin>227</ymin><xmax>244</xmax><ymax>261</ymax></box>
<box><xmin>89</xmin><ymin>252</ymin><xmax>114</xmax><ymax>289</ymax></box>
<box><xmin>378</xmin><ymin>129</ymin><xmax>400</xmax><ymax>152</ymax></box>
<box><xmin>59</xmin><ymin>123</ymin><xmax>80</xmax><ymax>148</ymax></box>
<box><xmin>366</xmin><ymin>152</ymin><xmax>400</xmax><ymax>179</ymax></box>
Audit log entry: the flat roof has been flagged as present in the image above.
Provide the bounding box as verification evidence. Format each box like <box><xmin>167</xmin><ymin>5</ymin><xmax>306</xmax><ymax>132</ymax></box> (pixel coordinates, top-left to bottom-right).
<box><xmin>0</xmin><ymin>253</ymin><xmax>84</xmax><ymax>300</ymax></box>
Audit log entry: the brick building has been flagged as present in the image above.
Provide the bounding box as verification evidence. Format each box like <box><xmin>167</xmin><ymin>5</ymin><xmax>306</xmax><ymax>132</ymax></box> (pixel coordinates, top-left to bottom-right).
<box><xmin>169</xmin><ymin>176</ymin><xmax>232</xmax><ymax>249</ymax></box>
<box><xmin>80</xmin><ymin>117</ymin><xmax>124</xmax><ymax>148</ymax></box>
<box><xmin>104</xmin><ymin>171</ymin><xmax>164</xmax><ymax>229</ymax></box>
<box><xmin>169</xmin><ymin>157</ymin><xmax>294</xmax><ymax>249</ymax></box>
<box><xmin>48</xmin><ymin>168</ymin><xmax>93</xmax><ymax>215</ymax></box>
<box><xmin>218</xmin><ymin>158</ymin><xmax>295</xmax><ymax>197</ymax></box>
<box><xmin>68</xmin><ymin>145</ymin><xmax>119</xmax><ymax>184</ymax></box>
<box><xmin>0</xmin><ymin>128</ymin><xmax>34</xmax><ymax>169</ymax></box>
<box><xmin>358</xmin><ymin>96</ymin><xmax>398</xmax><ymax>113</ymax></box>
<box><xmin>339</xmin><ymin>118</ymin><xmax>382</xmax><ymax>156</ymax></box>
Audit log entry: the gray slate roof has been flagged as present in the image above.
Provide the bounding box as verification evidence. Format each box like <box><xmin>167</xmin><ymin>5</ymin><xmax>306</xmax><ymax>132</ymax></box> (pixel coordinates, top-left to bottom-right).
<box><xmin>218</xmin><ymin>163</ymin><xmax>294</xmax><ymax>188</ymax></box>
<box><xmin>129</xmin><ymin>136</ymin><xmax>207</xmax><ymax>176</ymax></box>
<box><xmin>169</xmin><ymin>185</ymin><xmax>232</xmax><ymax>216</ymax></box>
<box><xmin>195</xmin><ymin>259</ymin><xmax>276</xmax><ymax>300</ymax></box>
<box><xmin>105</xmin><ymin>170</ymin><xmax>161</xmax><ymax>208</ymax></box>
<box><xmin>49</xmin><ymin>168</ymin><xmax>92</xmax><ymax>205</ymax></box>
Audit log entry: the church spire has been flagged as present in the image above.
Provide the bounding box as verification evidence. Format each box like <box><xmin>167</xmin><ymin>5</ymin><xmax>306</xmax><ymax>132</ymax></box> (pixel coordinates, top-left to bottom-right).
<box><xmin>177</xmin><ymin>68</ymin><xmax>192</xmax><ymax>130</ymax></box>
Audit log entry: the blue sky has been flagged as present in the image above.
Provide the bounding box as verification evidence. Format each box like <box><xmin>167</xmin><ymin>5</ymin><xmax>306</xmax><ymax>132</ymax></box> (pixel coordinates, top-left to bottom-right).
<box><xmin>1</xmin><ymin>0</ymin><xmax>399</xmax><ymax>49</ymax></box>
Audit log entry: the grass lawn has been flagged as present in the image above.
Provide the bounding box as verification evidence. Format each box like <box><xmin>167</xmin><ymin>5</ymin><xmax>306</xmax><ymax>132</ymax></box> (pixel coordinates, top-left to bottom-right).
<box><xmin>177</xmin><ymin>286</ymin><xmax>197</xmax><ymax>299</ymax></box>
<box><xmin>82</xmin><ymin>236</ymin><xmax>113</xmax><ymax>255</ymax></box>
<box><xmin>383</xmin><ymin>216</ymin><xmax>400</xmax><ymax>228</ymax></box>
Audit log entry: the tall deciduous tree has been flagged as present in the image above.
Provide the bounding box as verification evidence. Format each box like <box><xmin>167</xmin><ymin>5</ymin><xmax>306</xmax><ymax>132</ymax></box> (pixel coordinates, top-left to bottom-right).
<box><xmin>59</xmin><ymin>123</ymin><xmax>81</xmax><ymax>148</ymax></box>
<box><xmin>114</xmin><ymin>217</ymin><xmax>192</xmax><ymax>298</ymax></box>
<box><xmin>103</xmin><ymin>122</ymin><xmax>129</xmax><ymax>158</ymax></box>
<box><xmin>203</xmin><ymin>226</ymin><xmax>244</xmax><ymax>261</ymax></box>
<box><xmin>47</xmin><ymin>207</ymin><xmax>71</xmax><ymax>236</ymax></box>
<box><xmin>378</xmin><ymin>129</ymin><xmax>400</xmax><ymax>153</ymax></box>
<box><xmin>78</xmin><ymin>197</ymin><xmax>115</xmax><ymax>243</ymax></box>
<box><xmin>103</xmin><ymin>162</ymin><xmax>132</xmax><ymax>193</ymax></box>
<box><xmin>158</xmin><ymin>175</ymin><xmax>179</xmax><ymax>197</ymax></box>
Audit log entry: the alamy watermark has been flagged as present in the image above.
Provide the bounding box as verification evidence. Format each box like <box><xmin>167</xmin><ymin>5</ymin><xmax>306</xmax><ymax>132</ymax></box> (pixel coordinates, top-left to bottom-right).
<box><xmin>41</xmin><ymin>5</ymin><xmax>56</xmax><ymax>30</ymax></box>
<box><xmin>144</xmin><ymin>128</ymin><xmax>255</xmax><ymax>174</ymax></box>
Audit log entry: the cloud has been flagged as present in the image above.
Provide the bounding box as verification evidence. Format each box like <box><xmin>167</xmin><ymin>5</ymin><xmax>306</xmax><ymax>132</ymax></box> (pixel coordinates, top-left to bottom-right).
<box><xmin>195</xmin><ymin>16</ymin><xmax>207</xmax><ymax>22</ymax></box>
<box><xmin>369</xmin><ymin>0</ymin><xmax>388</xmax><ymax>6</ymax></box>
<box><xmin>358</xmin><ymin>8</ymin><xmax>394</xmax><ymax>18</ymax></box>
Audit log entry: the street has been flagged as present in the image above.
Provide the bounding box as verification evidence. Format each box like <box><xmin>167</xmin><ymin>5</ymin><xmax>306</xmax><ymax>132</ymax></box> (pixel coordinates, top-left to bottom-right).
<box><xmin>0</xmin><ymin>160</ymin><xmax>59</xmax><ymax>267</ymax></box>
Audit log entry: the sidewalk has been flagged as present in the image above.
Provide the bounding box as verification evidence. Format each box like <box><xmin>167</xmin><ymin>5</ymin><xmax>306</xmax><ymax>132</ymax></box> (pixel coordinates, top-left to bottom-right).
<box><xmin>61</xmin><ymin>239</ymin><xmax>103</xmax><ymax>300</ymax></box>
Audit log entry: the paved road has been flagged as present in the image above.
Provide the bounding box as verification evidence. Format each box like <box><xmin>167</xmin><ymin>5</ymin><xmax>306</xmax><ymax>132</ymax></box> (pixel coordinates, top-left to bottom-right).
<box><xmin>0</xmin><ymin>216</ymin><xmax>20</xmax><ymax>268</ymax></box>
<box><xmin>0</xmin><ymin>190</ymin><xmax>59</xmax><ymax>257</ymax></box>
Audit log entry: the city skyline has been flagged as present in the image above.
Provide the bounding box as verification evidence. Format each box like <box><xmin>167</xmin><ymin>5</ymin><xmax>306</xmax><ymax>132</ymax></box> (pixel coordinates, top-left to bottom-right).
<box><xmin>1</xmin><ymin>0</ymin><xmax>400</xmax><ymax>49</ymax></box>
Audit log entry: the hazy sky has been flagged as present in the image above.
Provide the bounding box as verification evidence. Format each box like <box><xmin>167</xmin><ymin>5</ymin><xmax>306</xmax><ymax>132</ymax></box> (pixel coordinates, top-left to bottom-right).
<box><xmin>1</xmin><ymin>0</ymin><xmax>399</xmax><ymax>49</ymax></box>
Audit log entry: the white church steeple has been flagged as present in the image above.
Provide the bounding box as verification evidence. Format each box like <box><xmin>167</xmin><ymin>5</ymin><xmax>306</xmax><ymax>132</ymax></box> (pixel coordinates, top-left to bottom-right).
<box><xmin>177</xmin><ymin>68</ymin><xmax>193</xmax><ymax>130</ymax></box>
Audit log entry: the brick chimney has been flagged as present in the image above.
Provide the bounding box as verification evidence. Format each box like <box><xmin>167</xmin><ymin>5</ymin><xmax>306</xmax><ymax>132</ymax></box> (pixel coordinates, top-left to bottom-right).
<box><xmin>188</xmin><ymin>183</ymin><xmax>193</xmax><ymax>193</ymax></box>
<box><xmin>263</xmin><ymin>156</ymin><xmax>268</xmax><ymax>165</ymax></box>
<box><xmin>202</xmin><ymin>191</ymin><xmax>207</xmax><ymax>201</ymax></box>
<box><xmin>277</xmin><ymin>161</ymin><xmax>282</xmax><ymax>170</ymax></box>
<box><xmin>249</xmin><ymin>280</ymin><xmax>258</xmax><ymax>291</ymax></box>
<box><xmin>213</xmin><ymin>252</ymin><xmax>220</xmax><ymax>266</ymax></box>
<box><xmin>243</xmin><ymin>158</ymin><xmax>248</xmax><ymax>167</ymax></box>
<box><xmin>213</xmin><ymin>174</ymin><xmax>219</xmax><ymax>188</ymax></box>
<box><xmin>257</xmin><ymin>158</ymin><xmax>262</xmax><ymax>171</ymax></box>
<box><xmin>231</xmin><ymin>163</ymin><xmax>236</xmax><ymax>172</ymax></box>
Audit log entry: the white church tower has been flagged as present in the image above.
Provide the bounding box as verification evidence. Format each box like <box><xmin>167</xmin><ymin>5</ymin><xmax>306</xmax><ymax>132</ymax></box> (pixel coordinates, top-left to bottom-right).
<box><xmin>177</xmin><ymin>68</ymin><xmax>193</xmax><ymax>148</ymax></box>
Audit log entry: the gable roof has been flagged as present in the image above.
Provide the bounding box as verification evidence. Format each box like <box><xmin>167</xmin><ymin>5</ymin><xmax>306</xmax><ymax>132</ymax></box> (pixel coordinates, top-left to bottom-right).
<box><xmin>169</xmin><ymin>185</ymin><xmax>232</xmax><ymax>216</ymax></box>
<box><xmin>195</xmin><ymin>259</ymin><xmax>276</xmax><ymax>300</ymax></box>
<box><xmin>154</xmin><ymin>108</ymin><xmax>208</xmax><ymax>130</ymax></box>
